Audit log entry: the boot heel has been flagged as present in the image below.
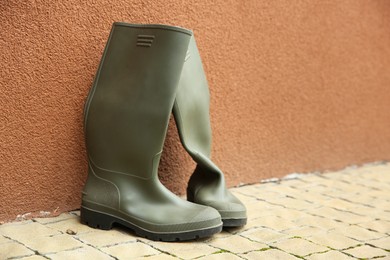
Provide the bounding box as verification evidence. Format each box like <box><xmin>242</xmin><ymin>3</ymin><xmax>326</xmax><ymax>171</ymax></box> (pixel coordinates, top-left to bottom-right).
<box><xmin>80</xmin><ymin>207</ymin><xmax>114</xmax><ymax>230</ymax></box>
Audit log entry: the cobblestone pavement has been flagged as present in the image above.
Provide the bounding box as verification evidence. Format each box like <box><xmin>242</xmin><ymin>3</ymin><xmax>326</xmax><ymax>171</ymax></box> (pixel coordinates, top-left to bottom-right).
<box><xmin>1</xmin><ymin>162</ymin><xmax>390</xmax><ymax>259</ymax></box>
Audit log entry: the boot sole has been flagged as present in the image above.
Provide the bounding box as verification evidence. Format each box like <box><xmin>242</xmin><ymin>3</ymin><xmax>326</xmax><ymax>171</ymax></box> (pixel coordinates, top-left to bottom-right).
<box><xmin>222</xmin><ymin>218</ymin><xmax>247</xmax><ymax>227</ymax></box>
<box><xmin>80</xmin><ymin>206</ymin><xmax>222</xmax><ymax>242</ymax></box>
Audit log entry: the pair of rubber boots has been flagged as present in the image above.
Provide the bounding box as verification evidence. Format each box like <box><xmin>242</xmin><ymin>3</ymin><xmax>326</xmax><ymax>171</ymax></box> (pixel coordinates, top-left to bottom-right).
<box><xmin>81</xmin><ymin>22</ymin><xmax>247</xmax><ymax>242</ymax></box>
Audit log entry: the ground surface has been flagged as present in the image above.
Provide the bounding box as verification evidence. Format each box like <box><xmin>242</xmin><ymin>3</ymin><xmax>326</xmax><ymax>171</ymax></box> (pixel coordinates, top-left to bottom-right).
<box><xmin>1</xmin><ymin>162</ymin><xmax>389</xmax><ymax>259</ymax></box>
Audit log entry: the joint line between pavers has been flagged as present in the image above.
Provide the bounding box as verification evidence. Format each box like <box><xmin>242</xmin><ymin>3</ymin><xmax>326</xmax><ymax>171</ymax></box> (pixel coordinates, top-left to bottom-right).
<box><xmin>2</xmin><ymin>234</ymin><xmax>42</xmax><ymax>259</ymax></box>
<box><xmin>71</xmin><ymin>235</ymin><xmax>118</xmax><ymax>260</ymax></box>
<box><xmin>136</xmin><ymin>239</ymin><xmax>180</xmax><ymax>259</ymax></box>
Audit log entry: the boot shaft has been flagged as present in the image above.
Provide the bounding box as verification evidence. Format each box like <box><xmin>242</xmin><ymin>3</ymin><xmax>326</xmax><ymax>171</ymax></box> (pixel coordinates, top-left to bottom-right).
<box><xmin>84</xmin><ymin>23</ymin><xmax>192</xmax><ymax>179</ymax></box>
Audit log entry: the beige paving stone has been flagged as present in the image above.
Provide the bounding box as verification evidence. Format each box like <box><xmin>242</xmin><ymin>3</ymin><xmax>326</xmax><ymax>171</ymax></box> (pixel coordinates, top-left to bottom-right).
<box><xmin>321</xmin><ymin>198</ymin><xmax>357</xmax><ymax>210</ymax></box>
<box><xmin>331</xmin><ymin>225</ymin><xmax>385</xmax><ymax>241</ymax></box>
<box><xmin>308</xmin><ymin>207</ymin><xmax>369</xmax><ymax>223</ymax></box>
<box><xmin>148</xmin><ymin>241</ymin><xmax>218</xmax><ymax>259</ymax></box>
<box><xmin>0</xmin><ymin>242</ymin><xmax>34</xmax><ymax>259</ymax></box>
<box><xmin>266</xmin><ymin>185</ymin><xmax>303</xmax><ymax>197</ymax></box>
<box><xmin>208</xmin><ymin>234</ymin><xmax>268</xmax><ymax>254</ymax></box>
<box><xmin>203</xmin><ymin>230</ymin><xmax>232</xmax><ymax>239</ymax></box>
<box><xmin>49</xmin><ymin>246</ymin><xmax>112</xmax><ymax>259</ymax></box>
<box><xmin>283</xmin><ymin>226</ymin><xmax>325</xmax><ymax>238</ymax></box>
<box><xmin>307</xmin><ymin>232</ymin><xmax>360</xmax><ymax>250</ymax></box>
<box><xmin>291</xmin><ymin>193</ymin><xmax>332</xmax><ymax>205</ymax></box>
<box><xmin>141</xmin><ymin>253</ymin><xmax>178</xmax><ymax>260</ymax></box>
<box><xmin>238</xmin><ymin>217</ymin><xmax>276</xmax><ymax>232</ymax></box>
<box><xmin>306</xmin><ymin>250</ymin><xmax>354</xmax><ymax>260</ymax></box>
<box><xmin>346</xmin><ymin>205</ymin><xmax>384</xmax><ymax>219</ymax></box>
<box><xmin>244</xmin><ymin>249</ymin><xmax>299</xmax><ymax>259</ymax></box>
<box><xmin>24</xmin><ymin>234</ymin><xmax>83</xmax><ymax>254</ymax></box>
<box><xmin>202</xmin><ymin>252</ymin><xmax>242</xmax><ymax>260</ymax></box>
<box><xmin>0</xmin><ymin>222</ymin><xmax>60</xmax><ymax>243</ymax></box>
<box><xmin>293</xmin><ymin>215</ymin><xmax>345</xmax><ymax>230</ymax></box>
<box><xmin>0</xmin><ymin>235</ymin><xmax>11</xmax><ymax>244</ymax></box>
<box><xmin>343</xmin><ymin>245</ymin><xmax>388</xmax><ymax>259</ymax></box>
<box><xmin>253</xmin><ymin>215</ymin><xmax>296</xmax><ymax>231</ymax></box>
<box><xmin>46</xmin><ymin>217</ymin><xmax>93</xmax><ymax>234</ymax></box>
<box><xmin>237</xmin><ymin>184</ymin><xmax>280</xmax><ymax>199</ymax></box>
<box><xmin>264</xmin><ymin>207</ymin><xmax>309</xmax><ymax>220</ymax></box>
<box><xmin>272</xmin><ymin>238</ymin><xmax>328</xmax><ymax>257</ymax></box>
<box><xmin>265</xmin><ymin>197</ymin><xmax>316</xmax><ymax>211</ymax></box>
<box><xmin>230</xmin><ymin>190</ymin><xmax>259</xmax><ymax>204</ymax></box>
<box><xmin>367</xmin><ymin>236</ymin><xmax>390</xmax><ymax>250</ymax></box>
<box><xmin>370</xmin><ymin>198</ymin><xmax>390</xmax><ymax>210</ymax></box>
<box><xmin>241</xmin><ymin>227</ymin><xmax>287</xmax><ymax>243</ymax></box>
<box><xmin>246</xmin><ymin>200</ymin><xmax>284</xmax><ymax>219</ymax></box>
<box><xmin>341</xmin><ymin>214</ymin><xmax>375</xmax><ymax>225</ymax></box>
<box><xmin>101</xmin><ymin>242</ymin><xmax>159</xmax><ymax>258</ymax></box>
<box><xmin>19</xmin><ymin>255</ymin><xmax>47</xmax><ymax>260</ymax></box>
<box><xmin>33</xmin><ymin>212</ymin><xmax>77</xmax><ymax>224</ymax></box>
<box><xmin>358</xmin><ymin>219</ymin><xmax>390</xmax><ymax>233</ymax></box>
<box><xmin>77</xmin><ymin>228</ymin><xmax>136</xmax><ymax>247</ymax></box>
<box><xmin>283</xmin><ymin>179</ymin><xmax>306</xmax><ymax>187</ymax></box>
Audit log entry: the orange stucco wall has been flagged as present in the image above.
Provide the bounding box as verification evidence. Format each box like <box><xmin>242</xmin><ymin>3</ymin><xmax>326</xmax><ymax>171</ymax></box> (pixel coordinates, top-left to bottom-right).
<box><xmin>1</xmin><ymin>1</ymin><xmax>390</xmax><ymax>221</ymax></box>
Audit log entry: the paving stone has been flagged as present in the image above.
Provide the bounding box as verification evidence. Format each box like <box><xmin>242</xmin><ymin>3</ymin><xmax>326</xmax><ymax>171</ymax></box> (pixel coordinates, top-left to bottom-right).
<box><xmin>306</xmin><ymin>250</ymin><xmax>354</xmax><ymax>260</ymax></box>
<box><xmin>291</xmin><ymin>193</ymin><xmax>332</xmax><ymax>205</ymax></box>
<box><xmin>358</xmin><ymin>220</ymin><xmax>390</xmax><ymax>233</ymax></box>
<box><xmin>246</xmin><ymin>200</ymin><xmax>285</xmax><ymax>219</ymax></box>
<box><xmin>264</xmin><ymin>207</ymin><xmax>309</xmax><ymax>220</ymax></box>
<box><xmin>18</xmin><ymin>255</ymin><xmax>47</xmax><ymax>260</ymax></box>
<box><xmin>0</xmin><ymin>242</ymin><xmax>34</xmax><ymax>259</ymax></box>
<box><xmin>331</xmin><ymin>225</ymin><xmax>385</xmax><ymax>241</ymax></box>
<box><xmin>244</xmin><ymin>249</ymin><xmax>300</xmax><ymax>259</ymax></box>
<box><xmin>77</xmin><ymin>228</ymin><xmax>136</xmax><ymax>247</ymax></box>
<box><xmin>101</xmin><ymin>242</ymin><xmax>160</xmax><ymax>258</ymax></box>
<box><xmin>139</xmin><ymin>253</ymin><xmax>178</xmax><ymax>260</ymax></box>
<box><xmin>202</xmin><ymin>252</ymin><xmax>242</xmax><ymax>260</ymax></box>
<box><xmin>272</xmin><ymin>238</ymin><xmax>328</xmax><ymax>256</ymax></box>
<box><xmin>0</xmin><ymin>222</ymin><xmax>60</xmax><ymax>243</ymax></box>
<box><xmin>147</xmin><ymin>241</ymin><xmax>218</xmax><ymax>259</ymax></box>
<box><xmin>346</xmin><ymin>205</ymin><xmax>384</xmax><ymax>219</ymax></box>
<box><xmin>321</xmin><ymin>198</ymin><xmax>357</xmax><ymax>210</ymax></box>
<box><xmin>49</xmin><ymin>245</ymin><xmax>112</xmax><ymax>259</ymax></box>
<box><xmin>33</xmin><ymin>212</ymin><xmax>77</xmax><ymax>224</ymax></box>
<box><xmin>308</xmin><ymin>207</ymin><xmax>370</xmax><ymax>224</ymax></box>
<box><xmin>367</xmin><ymin>236</ymin><xmax>390</xmax><ymax>250</ymax></box>
<box><xmin>306</xmin><ymin>232</ymin><xmax>359</xmax><ymax>250</ymax></box>
<box><xmin>205</xmin><ymin>230</ymin><xmax>232</xmax><ymax>239</ymax></box>
<box><xmin>253</xmin><ymin>215</ymin><xmax>296</xmax><ymax>231</ymax></box>
<box><xmin>343</xmin><ymin>245</ymin><xmax>388</xmax><ymax>259</ymax></box>
<box><xmin>238</xmin><ymin>217</ymin><xmax>275</xmax><ymax>232</ymax></box>
<box><xmin>241</xmin><ymin>227</ymin><xmax>287</xmax><ymax>243</ymax></box>
<box><xmin>293</xmin><ymin>215</ymin><xmax>345</xmax><ymax>230</ymax></box>
<box><xmin>208</xmin><ymin>234</ymin><xmax>268</xmax><ymax>254</ymax></box>
<box><xmin>283</xmin><ymin>226</ymin><xmax>323</xmax><ymax>238</ymax></box>
<box><xmin>230</xmin><ymin>190</ymin><xmax>259</xmax><ymax>205</ymax></box>
<box><xmin>46</xmin><ymin>217</ymin><xmax>93</xmax><ymax>235</ymax></box>
<box><xmin>0</xmin><ymin>235</ymin><xmax>11</xmax><ymax>245</ymax></box>
<box><xmin>265</xmin><ymin>197</ymin><xmax>316</xmax><ymax>210</ymax></box>
<box><xmin>237</xmin><ymin>184</ymin><xmax>279</xmax><ymax>199</ymax></box>
<box><xmin>23</xmin><ymin>234</ymin><xmax>83</xmax><ymax>254</ymax></box>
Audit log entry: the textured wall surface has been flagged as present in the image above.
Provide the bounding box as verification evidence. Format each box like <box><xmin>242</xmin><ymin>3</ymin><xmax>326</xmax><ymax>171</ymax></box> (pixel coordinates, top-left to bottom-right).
<box><xmin>1</xmin><ymin>0</ymin><xmax>390</xmax><ymax>221</ymax></box>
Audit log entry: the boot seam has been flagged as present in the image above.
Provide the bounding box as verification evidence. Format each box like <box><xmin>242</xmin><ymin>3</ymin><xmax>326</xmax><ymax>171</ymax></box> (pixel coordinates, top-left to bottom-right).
<box><xmin>88</xmin><ymin>162</ymin><xmax>121</xmax><ymax>208</ymax></box>
<box><xmin>88</xmin><ymin>155</ymin><xmax>153</xmax><ymax>180</ymax></box>
<box><xmin>113</xmin><ymin>22</ymin><xmax>192</xmax><ymax>35</ymax></box>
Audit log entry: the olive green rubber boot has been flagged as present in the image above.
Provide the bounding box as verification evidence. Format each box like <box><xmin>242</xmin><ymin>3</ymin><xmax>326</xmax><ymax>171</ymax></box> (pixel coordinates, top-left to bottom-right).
<box><xmin>173</xmin><ymin>36</ymin><xmax>247</xmax><ymax>227</ymax></box>
<box><xmin>82</xmin><ymin>23</ymin><xmax>222</xmax><ymax>241</ymax></box>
